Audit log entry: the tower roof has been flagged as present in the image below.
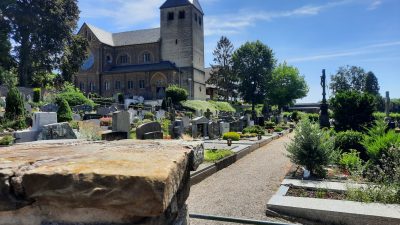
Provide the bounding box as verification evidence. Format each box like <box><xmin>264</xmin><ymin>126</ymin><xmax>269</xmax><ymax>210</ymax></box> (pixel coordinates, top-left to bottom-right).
<box><xmin>160</xmin><ymin>0</ymin><xmax>203</xmax><ymax>14</ymax></box>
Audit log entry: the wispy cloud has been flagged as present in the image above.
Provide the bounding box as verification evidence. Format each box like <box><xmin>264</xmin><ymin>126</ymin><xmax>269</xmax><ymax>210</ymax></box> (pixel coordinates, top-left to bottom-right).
<box><xmin>368</xmin><ymin>0</ymin><xmax>383</xmax><ymax>10</ymax></box>
<box><xmin>79</xmin><ymin>0</ymin><xmax>164</xmax><ymax>30</ymax></box>
<box><xmin>204</xmin><ymin>1</ymin><xmax>352</xmax><ymax>36</ymax></box>
<box><xmin>287</xmin><ymin>41</ymin><xmax>400</xmax><ymax>62</ymax></box>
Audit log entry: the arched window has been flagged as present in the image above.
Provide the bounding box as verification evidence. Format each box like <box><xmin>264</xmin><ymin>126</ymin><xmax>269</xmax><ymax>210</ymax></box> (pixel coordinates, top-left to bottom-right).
<box><xmin>104</xmin><ymin>81</ymin><xmax>110</xmax><ymax>91</ymax></box>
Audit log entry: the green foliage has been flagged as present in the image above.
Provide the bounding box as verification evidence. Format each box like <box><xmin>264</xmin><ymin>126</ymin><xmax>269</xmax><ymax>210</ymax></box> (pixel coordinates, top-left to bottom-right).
<box><xmin>291</xmin><ymin>111</ymin><xmax>300</xmax><ymax>122</ymax></box>
<box><xmin>339</xmin><ymin>150</ymin><xmax>363</xmax><ymax>172</ymax></box>
<box><xmin>5</xmin><ymin>86</ymin><xmax>25</xmax><ymax>121</ymax></box>
<box><xmin>222</xmin><ymin>132</ymin><xmax>240</xmax><ymax>141</ymax></box>
<box><xmin>161</xmin><ymin>119</ymin><xmax>171</xmax><ymax>136</ymax></box>
<box><xmin>144</xmin><ymin>112</ymin><xmax>155</xmax><ymax>121</ymax></box>
<box><xmin>330</xmin><ymin>91</ymin><xmax>376</xmax><ymax>131</ymax></box>
<box><xmin>61</xmin><ymin>35</ymin><xmax>88</xmax><ymax>83</ymax></box>
<box><xmin>346</xmin><ymin>184</ymin><xmax>400</xmax><ymax>204</ymax></box>
<box><xmin>78</xmin><ymin>121</ymin><xmax>102</xmax><ymax>141</ymax></box>
<box><xmin>242</xmin><ymin>125</ymin><xmax>265</xmax><ymax>135</ymax></box>
<box><xmin>363</xmin><ymin>71</ymin><xmax>380</xmax><ymax>96</ymax></box>
<box><xmin>306</xmin><ymin>113</ymin><xmax>319</xmax><ymax>122</ymax></box>
<box><xmin>265</xmin><ymin>121</ymin><xmax>276</xmax><ymax>129</ymax></box>
<box><xmin>334</xmin><ymin>130</ymin><xmax>366</xmax><ymax>160</ymax></box>
<box><xmin>0</xmin><ymin>68</ymin><xmax>18</xmax><ymax>87</ymax></box>
<box><xmin>207</xmin><ymin>36</ymin><xmax>238</xmax><ymax>101</ymax></box>
<box><xmin>286</xmin><ymin>119</ymin><xmax>335</xmax><ymax>177</ymax></box>
<box><xmin>209</xmin><ymin>101</ymin><xmax>236</xmax><ymax>112</ymax></box>
<box><xmin>117</xmin><ymin>93</ymin><xmax>124</xmax><ymax>104</ymax></box>
<box><xmin>3</xmin><ymin>0</ymin><xmax>80</xmax><ymax>86</ymax></box>
<box><xmin>57</xmin><ymin>83</ymin><xmax>94</xmax><ymax>107</ymax></box>
<box><xmin>31</xmin><ymin>71</ymin><xmax>56</xmax><ymax>88</ymax></box>
<box><xmin>269</xmin><ymin>62</ymin><xmax>309</xmax><ymax>110</ymax></box>
<box><xmin>330</xmin><ymin>65</ymin><xmax>369</xmax><ymax>94</ymax></box>
<box><xmin>56</xmin><ymin>97</ymin><xmax>73</xmax><ymax>122</ymax></box>
<box><xmin>361</xmin><ymin>120</ymin><xmax>400</xmax><ymax>160</ymax></box>
<box><xmin>274</xmin><ymin>127</ymin><xmax>284</xmax><ymax>133</ymax></box>
<box><xmin>33</xmin><ymin>88</ymin><xmax>41</xmax><ymax>103</ymax></box>
<box><xmin>232</xmin><ymin>41</ymin><xmax>276</xmax><ymax>109</ymax></box>
<box><xmin>205</xmin><ymin>149</ymin><xmax>234</xmax><ymax>162</ymax></box>
<box><xmin>0</xmin><ymin>135</ymin><xmax>14</xmax><ymax>146</ymax></box>
<box><xmin>166</xmin><ymin>85</ymin><xmax>188</xmax><ymax>105</ymax></box>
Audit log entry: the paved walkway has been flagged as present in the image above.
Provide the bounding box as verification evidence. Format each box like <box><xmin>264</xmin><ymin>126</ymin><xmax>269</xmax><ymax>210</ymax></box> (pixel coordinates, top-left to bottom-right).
<box><xmin>188</xmin><ymin>134</ymin><xmax>298</xmax><ymax>225</ymax></box>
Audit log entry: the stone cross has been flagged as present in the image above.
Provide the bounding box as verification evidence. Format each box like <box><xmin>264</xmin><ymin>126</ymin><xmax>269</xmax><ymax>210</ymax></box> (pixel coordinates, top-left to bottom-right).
<box><xmin>319</xmin><ymin>69</ymin><xmax>330</xmax><ymax>128</ymax></box>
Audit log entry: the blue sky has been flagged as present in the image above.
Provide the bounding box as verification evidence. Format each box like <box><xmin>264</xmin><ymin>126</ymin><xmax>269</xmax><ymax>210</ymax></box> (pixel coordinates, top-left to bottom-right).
<box><xmin>77</xmin><ymin>0</ymin><xmax>400</xmax><ymax>103</ymax></box>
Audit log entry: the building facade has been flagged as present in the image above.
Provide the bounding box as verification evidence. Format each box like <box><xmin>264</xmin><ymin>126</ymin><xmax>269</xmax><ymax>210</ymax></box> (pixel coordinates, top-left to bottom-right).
<box><xmin>75</xmin><ymin>0</ymin><xmax>206</xmax><ymax>100</ymax></box>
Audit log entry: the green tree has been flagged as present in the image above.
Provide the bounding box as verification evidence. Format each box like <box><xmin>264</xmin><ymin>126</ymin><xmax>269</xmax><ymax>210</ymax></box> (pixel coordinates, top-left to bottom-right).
<box><xmin>56</xmin><ymin>97</ymin><xmax>73</xmax><ymax>122</ymax></box>
<box><xmin>330</xmin><ymin>91</ymin><xmax>376</xmax><ymax>131</ymax></box>
<box><xmin>31</xmin><ymin>71</ymin><xmax>56</xmax><ymax>88</ymax></box>
<box><xmin>3</xmin><ymin>0</ymin><xmax>80</xmax><ymax>87</ymax></box>
<box><xmin>166</xmin><ymin>85</ymin><xmax>188</xmax><ymax>105</ymax></box>
<box><xmin>0</xmin><ymin>4</ymin><xmax>14</xmax><ymax>71</ymax></box>
<box><xmin>207</xmin><ymin>36</ymin><xmax>237</xmax><ymax>101</ymax></box>
<box><xmin>363</xmin><ymin>71</ymin><xmax>380</xmax><ymax>96</ymax></box>
<box><xmin>60</xmin><ymin>35</ymin><xmax>88</xmax><ymax>83</ymax></box>
<box><xmin>268</xmin><ymin>62</ymin><xmax>309</xmax><ymax>112</ymax></box>
<box><xmin>330</xmin><ymin>65</ymin><xmax>366</xmax><ymax>94</ymax></box>
<box><xmin>232</xmin><ymin>41</ymin><xmax>275</xmax><ymax>111</ymax></box>
<box><xmin>5</xmin><ymin>86</ymin><xmax>25</xmax><ymax>121</ymax></box>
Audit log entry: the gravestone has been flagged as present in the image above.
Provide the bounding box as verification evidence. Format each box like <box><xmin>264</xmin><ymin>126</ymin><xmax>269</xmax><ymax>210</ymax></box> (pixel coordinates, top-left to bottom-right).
<box><xmin>219</xmin><ymin>122</ymin><xmax>230</xmax><ymax>135</ymax></box>
<box><xmin>97</xmin><ymin>106</ymin><xmax>118</xmax><ymax>116</ymax></box>
<box><xmin>40</xmin><ymin>103</ymin><xmax>59</xmax><ymax>112</ymax></box>
<box><xmin>32</xmin><ymin>112</ymin><xmax>58</xmax><ymax>131</ymax></box>
<box><xmin>112</xmin><ymin>111</ymin><xmax>131</xmax><ymax>133</ymax></box>
<box><xmin>136</xmin><ymin>122</ymin><xmax>163</xmax><ymax>140</ymax></box>
<box><xmin>0</xmin><ymin>97</ymin><xmax>6</xmax><ymax>108</ymax></box>
<box><xmin>181</xmin><ymin>116</ymin><xmax>191</xmax><ymax>128</ymax></box>
<box><xmin>156</xmin><ymin>110</ymin><xmax>166</xmax><ymax>120</ymax></box>
<box><xmin>24</xmin><ymin>103</ymin><xmax>32</xmax><ymax>114</ymax></box>
<box><xmin>258</xmin><ymin>116</ymin><xmax>265</xmax><ymax>127</ymax></box>
<box><xmin>73</xmin><ymin>104</ymin><xmax>93</xmax><ymax>113</ymax></box>
<box><xmin>204</xmin><ymin>108</ymin><xmax>213</xmax><ymax>119</ymax></box>
<box><xmin>14</xmin><ymin>130</ymin><xmax>40</xmax><ymax>144</ymax></box>
<box><xmin>170</xmin><ymin>120</ymin><xmax>184</xmax><ymax>139</ymax></box>
<box><xmin>191</xmin><ymin>116</ymin><xmax>209</xmax><ymax>138</ymax></box>
<box><xmin>37</xmin><ymin>122</ymin><xmax>77</xmax><ymax>140</ymax></box>
<box><xmin>128</xmin><ymin>109</ymin><xmax>138</xmax><ymax>124</ymax></box>
<box><xmin>208</xmin><ymin>122</ymin><xmax>220</xmax><ymax>139</ymax></box>
<box><xmin>230</xmin><ymin>120</ymin><xmax>242</xmax><ymax>132</ymax></box>
<box><xmin>72</xmin><ymin>113</ymin><xmax>81</xmax><ymax>121</ymax></box>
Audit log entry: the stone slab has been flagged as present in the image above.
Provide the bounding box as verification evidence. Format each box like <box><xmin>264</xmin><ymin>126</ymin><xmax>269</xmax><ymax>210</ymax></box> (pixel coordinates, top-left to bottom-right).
<box><xmin>0</xmin><ymin>140</ymin><xmax>193</xmax><ymax>224</ymax></box>
<box><xmin>13</xmin><ymin>130</ymin><xmax>40</xmax><ymax>143</ymax></box>
<box><xmin>281</xmin><ymin>179</ymin><xmax>367</xmax><ymax>192</ymax></box>
<box><xmin>32</xmin><ymin>112</ymin><xmax>57</xmax><ymax>131</ymax></box>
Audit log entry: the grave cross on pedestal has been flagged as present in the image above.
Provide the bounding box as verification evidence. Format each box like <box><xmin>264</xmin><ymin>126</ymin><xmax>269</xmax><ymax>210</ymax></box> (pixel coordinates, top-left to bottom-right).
<box><xmin>319</xmin><ymin>69</ymin><xmax>330</xmax><ymax>128</ymax></box>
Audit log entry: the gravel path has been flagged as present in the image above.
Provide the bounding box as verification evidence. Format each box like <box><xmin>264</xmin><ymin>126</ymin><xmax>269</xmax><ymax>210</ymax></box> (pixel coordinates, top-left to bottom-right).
<box><xmin>188</xmin><ymin>134</ymin><xmax>298</xmax><ymax>225</ymax></box>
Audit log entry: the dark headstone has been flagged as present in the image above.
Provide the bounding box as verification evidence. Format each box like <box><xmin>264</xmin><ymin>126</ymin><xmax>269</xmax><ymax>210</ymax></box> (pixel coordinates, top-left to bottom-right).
<box><xmin>136</xmin><ymin>122</ymin><xmax>162</xmax><ymax>140</ymax></box>
<box><xmin>143</xmin><ymin>131</ymin><xmax>163</xmax><ymax>140</ymax></box>
<box><xmin>40</xmin><ymin>103</ymin><xmax>59</xmax><ymax>112</ymax></box>
<box><xmin>83</xmin><ymin>114</ymin><xmax>102</xmax><ymax>120</ymax></box>
<box><xmin>101</xmin><ymin>131</ymin><xmax>129</xmax><ymax>141</ymax></box>
<box><xmin>257</xmin><ymin>116</ymin><xmax>265</xmax><ymax>127</ymax></box>
<box><xmin>72</xmin><ymin>104</ymin><xmax>93</xmax><ymax>113</ymax></box>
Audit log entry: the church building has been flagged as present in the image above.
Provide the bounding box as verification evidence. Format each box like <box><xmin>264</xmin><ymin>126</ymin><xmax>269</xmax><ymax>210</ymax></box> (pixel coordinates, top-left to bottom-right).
<box><xmin>75</xmin><ymin>0</ymin><xmax>206</xmax><ymax>100</ymax></box>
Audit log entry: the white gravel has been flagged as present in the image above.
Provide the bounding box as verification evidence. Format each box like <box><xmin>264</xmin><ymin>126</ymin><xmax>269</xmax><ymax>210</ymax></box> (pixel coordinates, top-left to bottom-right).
<box><xmin>188</xmin><ymin>134</ymin><xmax>301</xmax><ymax>225</ymax></box>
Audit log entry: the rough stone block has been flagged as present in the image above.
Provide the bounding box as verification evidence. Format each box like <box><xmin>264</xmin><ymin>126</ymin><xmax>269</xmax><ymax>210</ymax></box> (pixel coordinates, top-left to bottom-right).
<box><xmin>136</xmin><ymin>122</ymin><xmax>162</xmax><ymax>140</ymax></box>
<box><xmin>37</xmin><ymin>122</ymin><xmax>77</xmax><ymax>140</ymax></box>
<box><xmin>0</xmin><ymin>140</ymin><xmax>193</xmax><ymax>225</ymax></box>
<box><xmin>13</xmin><ymin>130</ymin><xmax>40</xmax><ymax>143</ymax></box>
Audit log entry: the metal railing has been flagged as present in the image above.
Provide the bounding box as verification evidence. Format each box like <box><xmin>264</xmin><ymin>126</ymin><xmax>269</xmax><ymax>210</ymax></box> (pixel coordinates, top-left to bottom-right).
<box><xmin>189</xmin><ymin>213</ymin><xmax>295</xmax><ymax>225</ymax></box>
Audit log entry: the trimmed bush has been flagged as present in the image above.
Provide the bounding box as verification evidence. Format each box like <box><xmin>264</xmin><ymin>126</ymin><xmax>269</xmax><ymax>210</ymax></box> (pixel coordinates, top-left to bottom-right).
<box><xmin>286</xmin><ymin>119</ymin><xmax>335</xmax><ymax>177</ymax></box>
<box><xmin>0</xmin><ymin>135</ymin><xmax>14</xmax><ymax>146</ymax></box>
<box><xmin>144</xmin><ymin>112</ymin><xmax>155</xmax><ymax>121</ymax></box>
<box><xmin>307</xmin><ymin>113</ymin><xmax>319</xmax><ymax>122</ymax></box>
<box><xmin>222</xmin><ymin>132</ymin><xmax>240</xmax><ymax>141</ymax></box>
<box><xmin>330</xmin><ymin>91</ymin><xmax>376</xmax><ymax>131</ymax></box>
<box><xmin>291</xmin><ymin>111</ymin><xmax>300</xmax><ymax>122</ymax></box>
<box><xmin>265</xmin><ymin>121</ymin><xmax>275</xmax><ymax>129</ymax></box>
<box><xmin>243</xmin><ymin>125</ymin><xmax>265</xmax><ymax>135</ymax></box>
<box><xmin>339</xmin><ymin>150</ymin><xmax>363</xmax><ymax>172</ymax></box>
<box><xmin>334</xmin><ymin>130</ymin><xmax>367</xmax><ymax>160</ymax></box>
<box><xmin>57</xmin><ymin>83</ymin><xmax>94</xmax><ymax>107</ymax></box>
<box><xmin>5</xmin><ymin>87</ymin><xmax>25</xmax><ymax>121</ymax></box>
<box><xmin>56</xmin><ymin>98</ymin><xmax>73</xmax><ymax>122</ymax></box>
<box><xmin>166</xmin><ymin>85</ymin><xmax>188</xmax><ymax>105</ymax></box>
<box><xmin>33</xmin><ymin>88</ymin><xmax>41</xmax><ymax>103</ymax></box>
<box><xmin>205</xmin><ymin>149</ymin><xmax>234</xmax><ymax>162</ymax></box>
<box><xmin>117</xmin><ymin>93</ymin><xmax>124</xmax><ymax>104</ymax></box>
<box><xmin>274</xmin><ymin>127</ymin><xmax>284</xmax><ymax>132</ymax></box>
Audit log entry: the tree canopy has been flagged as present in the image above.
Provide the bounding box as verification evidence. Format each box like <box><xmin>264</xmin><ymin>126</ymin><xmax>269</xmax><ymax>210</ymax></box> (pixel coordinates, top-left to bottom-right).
<box><xmin>207</xmin><ymin>36</ymin><xmax>237</xmax><ymax>101</ymax></box>
<box><xmin>232</xmin><ymin>41</ymin><xmax>276</xmax><ymax>110</ymax></box>
<box><xmin>268</xmin><ymin>62</ymin><xmax>309</xmax><ymax>111</ymax></box>
<box><xmin>330</xmin><ymin>65</ymin><xmax>380</xmax><ymax>96</ymax></box>
<box><xmin>2</xmin><ymin>0</ymin><xmax>80</xmax><ymax>87</ymax></box>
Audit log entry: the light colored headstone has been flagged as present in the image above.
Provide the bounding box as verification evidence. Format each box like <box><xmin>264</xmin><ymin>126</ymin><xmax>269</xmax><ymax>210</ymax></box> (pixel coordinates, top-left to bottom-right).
<box><xmin>24</xmin><ymin>103</ymin><xmax>32</xmax><ymax>114</ymax></box>
<box><xmin>72</xmin><ymin>113</ymin><xmax>81</xmax><ymax>121</ymax></box>
<box><xmin>14</xmin><ymin>130</ymin><xmax>40</xmax><ymax>143</ymax></box>
<box><xmin>128</xmin><ymin>109</ymin><xmax>137</xmax><ymax>124</ymax></box>
<box><xmin>249</xmin><ymin>120</ymin><xmax>255</xmax><ymax>127</ymax></box>
<box><xmin>112</xmin><ymin>111</ymin><xmax>131</xmax><ymax>133</ymax></box>
<box><xmin>32</xmin><ymin>112</ymin><xmax>57</xmax><ymax>131</ymax></box>
<box><xmin>182</xmin><ymin>116</ymin><xmax>190</xmax><ymax>128</ymax></box>
<box><xmin>219</xmin><ymin>122</ymin><xmax>230</xmax><ymax>135</ymax></box>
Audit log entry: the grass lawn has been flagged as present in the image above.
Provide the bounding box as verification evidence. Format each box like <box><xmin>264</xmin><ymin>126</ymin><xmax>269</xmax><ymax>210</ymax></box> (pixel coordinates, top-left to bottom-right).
<box><xmin>181</xmin><ymin>100</ymin><xmax>235</xmax><ymax>115</ymax></box>
<box><xmin>204</xmin><ymin>149</ymin><xmax>234</xmax><ymax>162</ymax></box>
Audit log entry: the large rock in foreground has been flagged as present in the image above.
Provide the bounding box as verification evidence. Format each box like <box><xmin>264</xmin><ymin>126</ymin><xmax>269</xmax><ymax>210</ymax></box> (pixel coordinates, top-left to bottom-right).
<box><xmin>0</xmin><ymin>139</ymin><xmax>202</xmax><ymax>225</ymax></box>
